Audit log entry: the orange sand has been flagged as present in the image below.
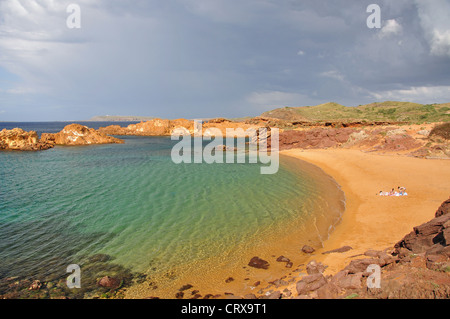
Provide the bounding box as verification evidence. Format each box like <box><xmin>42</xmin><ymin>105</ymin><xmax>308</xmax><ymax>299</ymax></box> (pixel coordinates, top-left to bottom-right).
<box><xmin>281</xmin><ymin>149</ymin><xmax>450</xmax><ymax>275</ymax></box>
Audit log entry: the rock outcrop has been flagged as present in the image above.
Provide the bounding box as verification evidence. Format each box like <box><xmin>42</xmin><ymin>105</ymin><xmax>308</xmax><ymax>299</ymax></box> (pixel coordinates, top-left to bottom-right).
<box><xmin>41</xmin><ymin>124</ymin><xmax>124</xmax><ymax>146</ymax></box>
<box><xmin>240</xmin><ymin>198</ymin><xmax>450</xmax><ymax>300</ymax></box>
<box><xmin>435</xmin><ymin>198</ymin><xmax>450</xmax><ymax>218</ymax></box>
<box><xmin>99</xmin><ymin>118</ymin><xmax>196</xmax><ymax>136</ymax></box>
<box><xmin>0</xmin><ymin>128</ymin><xmax>54</xmax><ymax>151</ymax></box>
<box><xmin>99</xmin><ymin>118</ymin><xmax>267</xmax><ymax>138</ymax></box>
<box><xmin>393</xmin><ymin>200</ymin><xmax>450</xmax><ymax>257</ymax></box>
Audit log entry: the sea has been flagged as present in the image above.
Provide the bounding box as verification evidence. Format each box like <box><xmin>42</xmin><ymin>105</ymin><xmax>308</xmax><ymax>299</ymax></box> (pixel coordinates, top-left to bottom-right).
<box><xmin>0</xmin><ymin>122</ymin><xmax>345</xmax><ymax>298</ymax></box>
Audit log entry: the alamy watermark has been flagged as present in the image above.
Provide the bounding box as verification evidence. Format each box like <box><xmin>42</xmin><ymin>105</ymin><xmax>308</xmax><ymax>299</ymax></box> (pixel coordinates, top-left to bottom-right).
<box><xmin>170</xmin><ymin>120</ymin><xmax>279</xmax><ymax>175</ymax></box>
<box><xmin>366</xmin><ymin>264</ymin><xmax>381</xmax><ymax>289</ymax></box>
<box><xmin>367</xmin><ymin>4</ymin><xmax>381</xmax><ymax>29</ymax></box>
<box><xmin>66</xmin><ymin>4</ymin><xmax>81</xmax><ymax>29</ymax></box>
<box><xmin>66</xmin><ymin>264</ymin><xmax>81</xmax><ymax>289</ymax></box>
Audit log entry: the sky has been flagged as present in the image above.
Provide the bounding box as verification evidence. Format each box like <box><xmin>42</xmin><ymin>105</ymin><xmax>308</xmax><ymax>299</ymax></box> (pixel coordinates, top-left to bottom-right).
<box><xmin>0</xmin><ymin>0</ymin><xmax>449</xmax><ymax>121</ymax></box>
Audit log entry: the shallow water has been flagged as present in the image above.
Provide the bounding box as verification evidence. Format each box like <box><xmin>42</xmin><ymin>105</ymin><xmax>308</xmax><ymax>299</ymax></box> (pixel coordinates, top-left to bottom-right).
<box><xmin>0</xmin><ymin>127</ymin><xmax>344</xmax><ymax>297</ymax></box>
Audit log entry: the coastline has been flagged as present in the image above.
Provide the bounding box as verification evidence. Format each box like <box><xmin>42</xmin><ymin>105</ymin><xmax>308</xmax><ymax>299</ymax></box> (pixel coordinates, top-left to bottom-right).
<box><xmin>281</xmin><ymin>148</ymin><xmax>450</xmax><ymax>276</ymax></box>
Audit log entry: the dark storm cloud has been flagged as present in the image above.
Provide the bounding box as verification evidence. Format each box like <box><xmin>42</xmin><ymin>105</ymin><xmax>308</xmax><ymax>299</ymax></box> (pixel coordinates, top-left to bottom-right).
<box><xmin>0</xmin><ymin>0</ymin><xmax>448</xmax><ymax>121</ymax></box>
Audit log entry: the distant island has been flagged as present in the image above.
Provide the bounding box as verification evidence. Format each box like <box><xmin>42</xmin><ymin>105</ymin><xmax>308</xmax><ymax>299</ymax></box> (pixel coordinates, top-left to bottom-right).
<box><xmin>87</xmin><ymin>115</ymin><xmax>156</xmax><ymax>122</ymax></box>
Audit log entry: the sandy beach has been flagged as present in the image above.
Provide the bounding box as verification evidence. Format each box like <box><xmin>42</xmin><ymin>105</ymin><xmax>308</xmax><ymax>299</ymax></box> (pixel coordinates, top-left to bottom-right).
<box><xmin>281</xmin><ymin>148</ymin><xmax>450</xmax><ymax>276</ymax></box>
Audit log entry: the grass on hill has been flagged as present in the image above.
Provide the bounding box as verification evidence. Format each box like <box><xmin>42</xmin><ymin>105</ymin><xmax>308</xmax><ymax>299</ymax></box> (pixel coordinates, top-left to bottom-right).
<box><xmin>261</xmin><ymin>101</ymin><xmax>450</xmax><ymax>124</ymax></box>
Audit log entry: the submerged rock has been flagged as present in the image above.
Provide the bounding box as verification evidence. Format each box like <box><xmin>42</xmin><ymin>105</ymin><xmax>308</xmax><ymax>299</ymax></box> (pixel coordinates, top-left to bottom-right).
<box><xmin>98</xmin><ymin>276</ymin><xmax>121</xmax><ymax>289</ymax></box>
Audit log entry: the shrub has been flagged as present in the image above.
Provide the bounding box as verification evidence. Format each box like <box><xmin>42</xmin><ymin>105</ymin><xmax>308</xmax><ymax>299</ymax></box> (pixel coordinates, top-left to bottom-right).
<box><xmin>429</xmin><ymin>122</ymin><xmax>450</xmax><ymax>140</ymax></box>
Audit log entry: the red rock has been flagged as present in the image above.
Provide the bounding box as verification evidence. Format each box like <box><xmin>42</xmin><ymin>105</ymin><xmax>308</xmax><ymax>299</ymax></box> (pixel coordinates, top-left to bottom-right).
<box><xmin>276</xmin><ymin>256</ymin><xmax>290</xmax><ymax>263</ymax></box>
<box><xmin>296</xmin><ymin>274</ymin><xmax>328</xmax><ymax>295</ymax></box>
<box><xmin>248</xmin><ymin>257</ymin><xmax>269</xmax><ymax>269</ymax></box>
<box><xmin>322</xmin><ymin>246</ymin><xmax>353</xmax><ymax>254</ymax></box>
<box><xmin>335</xmin><ymin>272</ymin><xmax>364</xmax><ymax>290</ymax></box>
<box><xmin>98</xmin><ymin>276</ymin><xmax>121</xmax><ymax>289</ymax></box>
<box><xmin>28</xmin><ymin>280</ymin><xmax>42</xmax><ymax>291</ymax></box>
<box><xmin>394</xmin><ymin>212</ymin><xmax>450</xmax><ymax>254</ymax></box>
<box><xmin>306</xmin><ymin>260</ymin><xmax>327</xmax><ymax>275</ymax></box>
<box><xmin>435</xmin><ymin>198</ymin><xmax>450</xmax><ymax>218</ymax></box>
<box><xmin>344</xmin><ymin>258</ymin><xmax>380</xmax><ymax>274</ymax></box>
<box><xmin>301</xmin><ymin>245</ymin><xmax>316</xmax><ymax>254</ymax></box>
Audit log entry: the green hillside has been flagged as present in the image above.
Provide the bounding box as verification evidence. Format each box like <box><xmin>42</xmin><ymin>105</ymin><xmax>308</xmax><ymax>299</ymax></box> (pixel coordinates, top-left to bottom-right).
<box><xmin>261</xmin><ymin>101</ymin><xmax>450</xmax><ymax>124</ymax></box>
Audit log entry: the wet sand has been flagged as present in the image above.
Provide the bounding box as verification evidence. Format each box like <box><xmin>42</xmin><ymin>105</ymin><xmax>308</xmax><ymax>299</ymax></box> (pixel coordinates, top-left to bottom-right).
<box><xmin>281</xmin><ymin>149</ymin><xmax>450</xmax><ymax>275</ymax></box>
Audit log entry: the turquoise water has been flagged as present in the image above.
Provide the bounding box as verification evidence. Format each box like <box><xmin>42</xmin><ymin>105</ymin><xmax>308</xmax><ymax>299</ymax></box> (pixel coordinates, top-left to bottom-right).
<box><xmin>0</xmin><ymin>134</ymin><xmax>343</xmax><ymax>287</ymax></box>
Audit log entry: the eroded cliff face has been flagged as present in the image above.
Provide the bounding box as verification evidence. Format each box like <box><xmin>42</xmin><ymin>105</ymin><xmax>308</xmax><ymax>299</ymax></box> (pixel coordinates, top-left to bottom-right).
<box><xmin>40</xmin><ymin>124</ymin><xmax>124</xmax><ymax>146</ymax></box>
<box><xmin>273</xmin><ymin>123</ymin><xmax>449</xmax><ymax>159</ymax></box>
<box><xmin>0</xmin><ymin>128</ymin><xmax>53</xmax><ymax>151</ymax></box>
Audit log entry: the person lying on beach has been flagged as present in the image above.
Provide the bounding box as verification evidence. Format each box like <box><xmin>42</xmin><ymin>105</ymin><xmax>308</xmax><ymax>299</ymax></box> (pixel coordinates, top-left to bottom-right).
<box><xmin>377</xmin><ymin>189</ymin><xmax>408</xmax><ymax>196</ymax></box>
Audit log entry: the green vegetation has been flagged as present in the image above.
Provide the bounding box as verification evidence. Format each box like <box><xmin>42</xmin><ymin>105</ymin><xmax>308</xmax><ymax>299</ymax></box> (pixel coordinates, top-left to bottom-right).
<box><xmin>261</xmin><ymin>101</ymin><xmax>450</xmax><ymax>124</ymax></box>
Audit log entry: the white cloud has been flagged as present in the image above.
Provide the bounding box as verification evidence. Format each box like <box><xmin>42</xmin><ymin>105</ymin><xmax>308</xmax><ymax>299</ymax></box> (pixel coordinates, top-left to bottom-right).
<box><xmin>319</xmin><ymin>70</ymin><xmax>344</xmax><ymax>82</ymax></box>
<box><xmin>415</xmin><ymin>0</ymin><xmax>450</xmax><ymax>57</ymax></box>
<box><xmin>379</xmin><ymin>19</ymin><xmax>403</xmax><ymax>38</ymax></box>
<box><xmin>297</xmin><ymin>50</ymin><xmax>305</xmax><ymax>56</ymax></box>
<box><xmin>369</xmin><ymin>85</ymin><xmax>450</xmax><ymax>103</ymax></box>
<box><xmin>429</xmin><ymin>29</ymin><xmax>450</xmax><ymax>57</ymax></box>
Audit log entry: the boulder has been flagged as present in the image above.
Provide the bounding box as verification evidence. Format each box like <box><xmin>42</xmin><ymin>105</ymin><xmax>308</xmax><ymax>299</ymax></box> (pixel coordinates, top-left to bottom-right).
<box><xmin>301</xmin><ymin>245</ymin><xmax>315</xmax><ymax>254</ymax></box>
<box><xmin>276</xmin><ymin>256</ymin><xmax>290</xmax><ymax>263</ymax></box>
<box><xmin>28</xmin><ymin>280</ymin><xmax>42</xmax><ymax>291</ymax></box>
<box><xmin>335</xmin><ymin>272</ymin><xmax>364</xmax><ymax>290</ymax></box>
<box><xmin>344</xmin><ymin>258</ymin><xmax>380</xmax><ymax>274</ymax></box>
<box><xmin>296</xmin><ymin>274</ymin><xmax>328</xmax><ymax>295</ymax></box>
<box><xmin>248</xmin><ymin>257</ymin><xmax>269</xmax><ymax>270</ymax></box>
<box><xmin>306</xmin><ymin>260</ymin><xmax>327</xmax><ymax>275</ymax></box>
<box><xmin>98</xmin><ymin>276</ymin><xmax>121</xmax><ymax>289</ymax></box>
<box><xmin>179</xmin><ymin>284</ymin><xmax>193</xmax><ymax>291</ymax></box>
